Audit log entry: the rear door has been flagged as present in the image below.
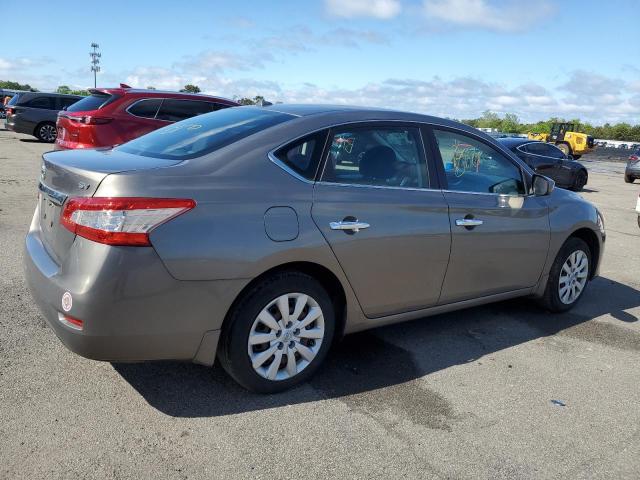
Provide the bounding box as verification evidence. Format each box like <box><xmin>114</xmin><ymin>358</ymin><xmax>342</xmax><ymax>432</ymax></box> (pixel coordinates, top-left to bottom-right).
<box><xmin>429</xmin><ymin>127</ymin><xmax>549</xmax><ymax>304</ymax></box>
<box><xmin>311</xmin><ymin>123</ymin><xmax>451</xmax><ymax>318</ymax></box>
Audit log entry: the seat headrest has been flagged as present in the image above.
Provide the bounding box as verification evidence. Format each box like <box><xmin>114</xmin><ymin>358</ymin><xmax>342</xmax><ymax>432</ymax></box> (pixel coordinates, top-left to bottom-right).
<box><xmin>359</xmin><ymin>145</ymin><xmax>396</xmax><ymax>181</ymax></box>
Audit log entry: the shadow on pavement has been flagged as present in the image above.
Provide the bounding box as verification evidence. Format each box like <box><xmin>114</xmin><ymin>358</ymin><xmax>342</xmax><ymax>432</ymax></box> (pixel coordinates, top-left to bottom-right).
<box><xmin>19</xmin><ymin>138</ymin><xmax>43</xmax><ymax>143</ymax></box>
<box><xmin>114</xmin><ymin>276</ymin><xmax>639</xmax><ymax>418</ymax></box>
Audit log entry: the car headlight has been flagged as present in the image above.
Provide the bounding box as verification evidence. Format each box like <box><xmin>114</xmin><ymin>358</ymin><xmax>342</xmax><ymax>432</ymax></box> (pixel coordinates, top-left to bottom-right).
<box><xmin>596</xmin><ymin>209</ymin><xmax>605</xmax><ymax>236</ymax></box>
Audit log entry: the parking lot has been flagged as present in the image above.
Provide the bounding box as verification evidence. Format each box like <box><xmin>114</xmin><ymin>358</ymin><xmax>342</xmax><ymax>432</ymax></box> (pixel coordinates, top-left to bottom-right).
<box><xmin>0</xmin><ymin>128</ymin><xmax>639</xmax><ymax>479</ymax></box>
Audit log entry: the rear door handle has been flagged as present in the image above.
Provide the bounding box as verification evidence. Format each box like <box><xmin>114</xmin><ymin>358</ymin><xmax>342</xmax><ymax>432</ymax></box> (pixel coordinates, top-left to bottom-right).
<box><xmin>455</xmin><ymin>218</ymin><xmax>483</xmax><ymax>227</ymax></box>
<box><xmin>330</xmin><ymin>221</ymin><xmax>370</xmax><ymax>233</ymax></box>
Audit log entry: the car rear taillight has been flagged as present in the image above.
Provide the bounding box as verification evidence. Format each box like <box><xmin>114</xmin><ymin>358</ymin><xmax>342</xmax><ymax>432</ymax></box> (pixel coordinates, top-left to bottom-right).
<box><xmin>66</xmin><ymin>115</ymin><xmax>113</xmax><ymax>125</ymax></box>
<box><xmin>60</xmin><ymin>197</ymin><xmax>196</xmax><ymax>246</ymax></box>
<box><xmin>6</xmin><ymin>107</ymin><xmax>14</xmax><ymax>115</ymax></box>
<box><xmin>630</xmin><ymin>154</ymin><xmax>639</xmax><ymax>163</ymax></box>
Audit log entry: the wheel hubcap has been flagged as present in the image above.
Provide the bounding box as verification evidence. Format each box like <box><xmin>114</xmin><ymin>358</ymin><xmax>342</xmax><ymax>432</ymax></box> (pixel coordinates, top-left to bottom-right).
<box><xmin>41</xmin><ymin>125</ymin><xmax>56</xmax><ymax>142</ymax></box>
<box><xmin>248</xmin><ymin>293</ymin><xmax>325</xmax><ymax>381</ymax></box>
<box><xmin>558</xmin><ymin>250</ymin><xmax>588</xmax><ymax>305</ymax></box>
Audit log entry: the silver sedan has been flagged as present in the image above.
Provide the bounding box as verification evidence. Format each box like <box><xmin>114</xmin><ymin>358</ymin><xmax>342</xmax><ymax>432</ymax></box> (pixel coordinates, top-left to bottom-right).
<box><xmin>24</xmin><ymin>105</ymin><xmax>605</xmax><ymax>392</ymax></box>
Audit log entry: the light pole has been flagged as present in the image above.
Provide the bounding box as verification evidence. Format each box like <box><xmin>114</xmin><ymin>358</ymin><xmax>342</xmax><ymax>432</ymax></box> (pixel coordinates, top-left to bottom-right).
<box><xmin>90</xmin><ymin>43</ymin><xmax>101</xmax><ymax>88</ymax></box>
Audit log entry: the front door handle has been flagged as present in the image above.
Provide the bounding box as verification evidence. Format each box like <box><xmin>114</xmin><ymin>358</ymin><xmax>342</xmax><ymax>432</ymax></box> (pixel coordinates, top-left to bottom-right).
<box><xmin>455</xmin><ymin>218</ymin><xmax>483</xmax><ymax>227</ymax></box>
<box><xmin>330</xmin><ymin>220</ymin><xmax>370</xmax><ymax>233</ymax></box>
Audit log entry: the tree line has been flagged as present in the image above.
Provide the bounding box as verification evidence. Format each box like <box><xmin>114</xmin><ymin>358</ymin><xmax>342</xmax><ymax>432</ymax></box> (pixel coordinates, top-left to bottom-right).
<box><xmin>462</xmin><ymin>111</ymin><xmax>640</xmax><ymax>142</ymax></box>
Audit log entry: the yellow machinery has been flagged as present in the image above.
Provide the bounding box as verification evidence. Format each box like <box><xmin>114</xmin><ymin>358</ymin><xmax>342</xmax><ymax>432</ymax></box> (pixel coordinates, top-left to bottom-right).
<box><xmin>527</xmin><ymin>122</ymin><xmax>595</xmax><ymax>159</ymax></box>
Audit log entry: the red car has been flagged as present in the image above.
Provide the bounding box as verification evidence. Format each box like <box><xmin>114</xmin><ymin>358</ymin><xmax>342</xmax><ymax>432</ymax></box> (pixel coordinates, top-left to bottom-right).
<box><xmin>55</xmin><ymin>85</ymin><xmax>239</xmax><ymax>149</ymax></box>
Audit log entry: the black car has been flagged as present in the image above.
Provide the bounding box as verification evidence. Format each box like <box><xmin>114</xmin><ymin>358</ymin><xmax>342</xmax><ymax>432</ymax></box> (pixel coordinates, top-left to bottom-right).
<box><xmin>5</xmin><ymin>92</ymin><xmax>82</xmax><ymax>142</ymax></box>
<box><xmin>498</xmin><ymin>138</ymin><xmax>588</xmax><ymax>191</ymax></box>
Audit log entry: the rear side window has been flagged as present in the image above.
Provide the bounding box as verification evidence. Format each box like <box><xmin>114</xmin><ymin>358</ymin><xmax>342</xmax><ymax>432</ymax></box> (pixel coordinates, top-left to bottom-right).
<box><xmin>321</xmin><ymin>126</ymin><xmax>427</xmax><ymax>188</ymax></box>
<box><xmin>273</xmin><ymin>132</ymin><xmax>327</xmax><ymax>181</ymax></box>
<box><xmin>116</xmin><ymin>107</ymin><xmax>293</xmax><ymax>160</ymax></box>
<box><xmin>156</xmin><ymin>99</ymin><xmax>216</xmax><ymax>122</ymax></box>
<box><xmin>127</xmin><ymin>98</ymin><xmax>162</xmax><ymax>119</ymax></box>
<box><xmin>24</xmin><ymin>96</ymin><xmax>54</xmax><ymax>109</ymax></box>
<box><xmin>66</xmin><ymin>93</ymin><xmax>112</xmax><ymax>112</ymax></box>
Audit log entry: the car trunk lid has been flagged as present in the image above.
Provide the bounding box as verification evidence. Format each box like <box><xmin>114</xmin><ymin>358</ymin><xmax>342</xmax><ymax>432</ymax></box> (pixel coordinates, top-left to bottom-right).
<box><xmin>38</xmin><ymin>148</ymin><xmax>181</xmax><ymax>263</ymax></box>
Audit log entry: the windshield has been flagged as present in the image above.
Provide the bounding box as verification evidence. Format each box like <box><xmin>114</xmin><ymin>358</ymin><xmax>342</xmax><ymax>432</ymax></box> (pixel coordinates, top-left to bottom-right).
<box><xmin>116</xmin><ymin>107</ymin><xmax>294</xmax><ymax>160</ymax></box>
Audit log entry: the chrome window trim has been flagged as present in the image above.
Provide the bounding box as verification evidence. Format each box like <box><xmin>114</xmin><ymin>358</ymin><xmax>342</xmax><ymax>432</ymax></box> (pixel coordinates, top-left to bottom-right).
<box><xmin>516</xmin><ymin>142</ymin><xmax>565</xmax><ymax>160</ymax></box>
<box><xmin>125</xmin><ymin>98</ymin><xmax>163</xmax><ymax>120</ymax></box>
<box><xmin>268</xmin><ymin>152</ymin><xmax>314</xmax><ymax>184</ymax></box>
<box><xmin>126</xmin><ymin>97</ymin><xmax>226</xmax><ymax>122</ymax></box>
<box><xmin>315</xmin><ymin>180</ymin><xmax>440</xmax><ymax>193</ymax></box>
<box><xmin>267</xmin><ymin>118</ymin><xmax>531</xmax><ymax>191</ymax></box>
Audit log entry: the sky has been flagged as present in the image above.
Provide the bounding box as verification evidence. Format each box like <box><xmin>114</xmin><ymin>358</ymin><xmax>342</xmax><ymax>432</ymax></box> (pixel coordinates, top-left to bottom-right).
<box><xmin>2</xmin><ymin>0</ymin><xmax>639</xmax><ymax>124</ymax></box>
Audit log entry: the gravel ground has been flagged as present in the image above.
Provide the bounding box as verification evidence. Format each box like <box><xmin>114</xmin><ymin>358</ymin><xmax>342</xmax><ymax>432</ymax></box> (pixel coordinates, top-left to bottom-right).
<box><xmin>1</xmin><ymin>130</ymin><xmax>639</xmax><ymax>480</ymax></box>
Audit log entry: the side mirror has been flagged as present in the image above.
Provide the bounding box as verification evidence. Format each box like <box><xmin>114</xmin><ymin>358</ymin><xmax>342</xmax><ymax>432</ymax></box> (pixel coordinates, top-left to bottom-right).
<box><xmin>533</xmin><ymin>174</ymin><xmax>555</xmax><ymax>196</ymax></box>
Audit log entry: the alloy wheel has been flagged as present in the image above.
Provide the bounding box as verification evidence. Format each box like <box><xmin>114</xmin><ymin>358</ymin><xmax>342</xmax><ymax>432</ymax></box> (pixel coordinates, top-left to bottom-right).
<box><xmin>247</xmin><ymin>293</ymin><xmax>325</xmax><ymax>381</ymax></box>
<box><xmin>39</xmin><ymin>124</ymin><xmax>57</xmax><ymax>142</ymax></box>
<box><xmin>558</xmin><ymin>250</ymin><xmax>588</xmax><ymax>304</ymax></box>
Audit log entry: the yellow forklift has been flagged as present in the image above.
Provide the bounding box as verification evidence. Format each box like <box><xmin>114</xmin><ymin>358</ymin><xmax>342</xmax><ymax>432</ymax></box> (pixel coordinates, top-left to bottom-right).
<box><xmin>528</xmin><ymin>122</ymin><xmax>595</xmax><ymax>159</ymax></box>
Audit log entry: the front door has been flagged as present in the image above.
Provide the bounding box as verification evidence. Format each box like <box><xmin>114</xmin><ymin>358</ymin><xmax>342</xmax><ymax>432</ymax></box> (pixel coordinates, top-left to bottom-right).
<box><xmin>430</xmin><ymin>128</ymin><xmax>550</xmax><ymax>304</ymax></box>
<box><xmin>312</xmin><ymin>123</ymin><xmax>451</xmax><ymax>318</ymax></box>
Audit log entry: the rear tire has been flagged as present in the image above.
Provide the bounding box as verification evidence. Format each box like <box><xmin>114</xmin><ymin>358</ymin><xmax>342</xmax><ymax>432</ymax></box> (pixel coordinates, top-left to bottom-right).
<box><xmin>572</xmin><ymin>154</ymin><xmax>582</xmax><ymax>160</ymax></box>
<box><xmin>625</xmin><ymin>175</ymin><xmax>634</xmax><ymax>184</ymax></box>
<box><xmin>218</xmin><ymin>271</ymin><xmax>335</xmax><ymax>393</ymax></box>
<box><xmin>571</xmin><ymin>169</ymin><xmax>588</xmax><ymax>191</ymax></box>
<box><xmin>539</xmin><ymin>237</ymin><xmax>591</xmax><ymax>313</ymax></box>
<box><xmin>35</xmin><ymin>122</ymin><xmax>57</xmax><ymax>143</ymax></box>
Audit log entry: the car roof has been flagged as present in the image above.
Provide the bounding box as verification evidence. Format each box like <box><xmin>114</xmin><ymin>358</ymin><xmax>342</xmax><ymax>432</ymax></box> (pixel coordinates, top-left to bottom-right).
<box><xmin>496</xmin><ymin>137</ymin><xmax>532</xmax><ymax>148</ymax></box>
<box><xmin>89</xmin><ymin>87</ymin><xmax>238</xmax><ymax>104</ymax></box>
<box><xmin>260</xmin><ymin>103</ymin><xmax>475</xmax><ymax>130</ymax></box>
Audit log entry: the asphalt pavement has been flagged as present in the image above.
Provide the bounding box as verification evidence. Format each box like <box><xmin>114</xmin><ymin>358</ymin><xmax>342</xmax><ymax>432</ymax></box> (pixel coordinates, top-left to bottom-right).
<box><xmin>1</xmin><ymin>129</ymin><xmax>639</xmax><ymax>479</ymax></box>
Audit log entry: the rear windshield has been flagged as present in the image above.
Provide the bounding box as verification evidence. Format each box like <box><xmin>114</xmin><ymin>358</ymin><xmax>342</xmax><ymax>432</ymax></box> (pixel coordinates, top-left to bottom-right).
<box><xmin>116</xmin><ymin>107</ymin><xmax>293</xmax><ymax>160</ymax></box>
<box><xmin>66</xmin><ymin>93</ymin><xmax>112</xmax><ymax>112</ymax></box>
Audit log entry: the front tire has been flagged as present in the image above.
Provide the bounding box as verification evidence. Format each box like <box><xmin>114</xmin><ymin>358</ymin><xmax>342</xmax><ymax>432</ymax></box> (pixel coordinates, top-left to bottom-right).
<box><xmin>571</xmin><ymin>169</ymin><xmax>588</xmax><ymax>191</ymax></box>
<box><xmin>218</xmin><ymin>271</ymin><xmax>335</xmax><ymax>393</ymax></box>
<box><xmin>625</xmin><ymin>175</ymin><xmax>634</xmax><ymax>184</ymax></box>
<box><xmin>35</xmin><ymin>122</ymin><xmax>57</xmax><ymax>143</ymax></box>
<box><xmin>540</xmin><ymin>237</ymin><xmax>591</xmax><ymax>312</ymax></box>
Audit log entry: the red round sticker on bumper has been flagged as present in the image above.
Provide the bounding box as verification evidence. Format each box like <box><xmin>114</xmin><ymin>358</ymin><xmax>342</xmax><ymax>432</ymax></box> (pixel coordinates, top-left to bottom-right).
<box><xmin>61</xmin><ymin>292</ymin><xmax>72</xmax><ymax>312</ymax></box>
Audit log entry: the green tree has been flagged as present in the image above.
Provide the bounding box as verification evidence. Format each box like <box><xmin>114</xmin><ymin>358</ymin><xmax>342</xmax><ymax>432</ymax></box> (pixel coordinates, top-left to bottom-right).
<box><xmin>56</xmin><ymin>85</ymin><xmax>72</xmax><ymax>94</ymax></box>
<box><xmin>180</xmin><ymin>84</ymin><xmax>201</xmax><ymax>93</ymax></box>
<box><xmin>0</xmin><ymin>80</ymin><xmax>37</xmax><ymax>91</ymax></box>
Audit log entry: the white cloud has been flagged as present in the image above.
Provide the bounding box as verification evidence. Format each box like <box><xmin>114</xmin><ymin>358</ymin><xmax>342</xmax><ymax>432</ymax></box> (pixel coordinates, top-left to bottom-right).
<box><xmin>325</xmin><ymin>0</ymin><xmax>401</xmax><ymax>19</ymax></box>
<box><xmin>423</xmin><ymin>0</ymin><xmax>554</xmax><ymax>32</ymax></box>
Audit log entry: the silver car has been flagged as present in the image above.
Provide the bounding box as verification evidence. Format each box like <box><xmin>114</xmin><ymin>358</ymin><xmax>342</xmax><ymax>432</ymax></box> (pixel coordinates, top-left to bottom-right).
<box><xmin>24</xmin><ymin>105</ymin><xmax>606</xmax><ymax>392</ymax></box>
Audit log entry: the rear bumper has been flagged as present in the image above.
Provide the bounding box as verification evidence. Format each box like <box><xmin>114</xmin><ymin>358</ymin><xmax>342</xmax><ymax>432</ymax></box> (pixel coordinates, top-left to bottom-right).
<box><xmin>6</xmin><ymin>115</ymin><xmax>33</xmax><ymax>135</ymax></box>
<box><xmin>24</xmin><ymin>208</ymin><xmax>248</xmax><ymax>365</ymax></box>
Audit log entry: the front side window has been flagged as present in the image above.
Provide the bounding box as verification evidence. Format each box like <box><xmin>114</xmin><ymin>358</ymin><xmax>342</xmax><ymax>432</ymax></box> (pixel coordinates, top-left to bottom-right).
<box><xmin>117</xmin><ymin>107</ymin><xmax>293</xmax><ymax>160</ymax></box>
<box><xmin>273</xmin><ymin>132</ymin><xmax>326</xmax><ymax>180</ymax></box>
<box><xmin>127</xmin><ymin>98</ymin><xmax>162</xmax><ymax>119</ymax></box>
<box><xmin>321</xmin><ymin>126</ymin><xmax>427</xmax><ymax>188</ymax></box>
<box><xmin>156</xmin><ymin>99</ymin><xmax>215</xmax><ymax>122</ymax></box>
<box><xmin>433</xmin><ymin>129</ymin><xmax>525</xmax><ymax>195</ymax></box>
